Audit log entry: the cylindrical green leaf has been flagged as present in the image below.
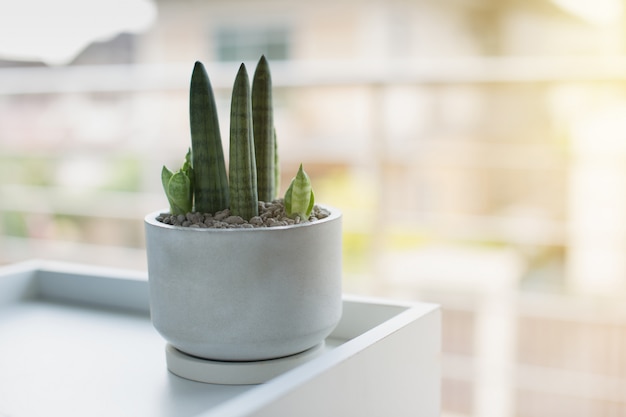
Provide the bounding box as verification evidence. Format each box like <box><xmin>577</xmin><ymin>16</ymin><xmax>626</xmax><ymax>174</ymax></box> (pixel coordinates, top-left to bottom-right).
<box><xmin>273</xmin><ymin>128</ymin><xmax>280</xmax><ymax>194</ymax></box>
<box><xmin>190</xmin><ymin>61</ymin><xmax>229</xmax><ymax>214</ymax></box>
<box><xmin>229</xmin><ymin>63</ymin><xmax>258</xmax><ymax>220</ymax></box>
<box><xmin>252</xmin><ymin>55</ymin><xmax>276</xmax><ymax>202</ymax></box>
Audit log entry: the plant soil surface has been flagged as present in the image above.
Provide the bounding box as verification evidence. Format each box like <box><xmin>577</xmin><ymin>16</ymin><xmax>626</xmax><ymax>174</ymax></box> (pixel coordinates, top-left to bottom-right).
<box><xmin>156</xmin><ymin>199</ymin><xmax>330</xmax><ymax>229</ymax></box>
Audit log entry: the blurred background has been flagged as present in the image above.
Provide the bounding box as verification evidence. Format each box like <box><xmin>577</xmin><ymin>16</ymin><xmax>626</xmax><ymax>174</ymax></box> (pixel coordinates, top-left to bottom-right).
<box><xmin>2</xmin><ymin>0</ymin><xmax>626</xmax><ymax>415</ymax></box>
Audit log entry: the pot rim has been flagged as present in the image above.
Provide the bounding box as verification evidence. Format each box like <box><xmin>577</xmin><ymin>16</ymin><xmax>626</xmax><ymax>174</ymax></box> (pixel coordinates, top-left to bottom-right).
<box><xmin>144</xmin><ymin>204</ymin><xmax>341</xmax><ymax>233</ymax></box>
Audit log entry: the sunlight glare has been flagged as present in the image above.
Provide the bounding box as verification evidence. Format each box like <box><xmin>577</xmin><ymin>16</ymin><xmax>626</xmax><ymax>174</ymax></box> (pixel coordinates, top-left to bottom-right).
<box><xmin>551</xmin><ymin>0</ymin><xmax>624</xmax><ymax>25</ymax></box>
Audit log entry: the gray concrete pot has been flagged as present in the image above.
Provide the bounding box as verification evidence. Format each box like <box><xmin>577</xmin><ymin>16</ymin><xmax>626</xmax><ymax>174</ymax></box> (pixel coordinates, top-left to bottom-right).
<box><xmin>144</xmin><ymin>206</ymin><xmax>342</xmax><ymax>361</ymax></box>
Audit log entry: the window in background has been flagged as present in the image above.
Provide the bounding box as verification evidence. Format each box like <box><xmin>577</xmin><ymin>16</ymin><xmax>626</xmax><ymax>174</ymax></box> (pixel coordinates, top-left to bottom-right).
<box><xmin>215</xmin><ymin>26</ymin><xmax>291</xmax><ymax>62</ymax></box>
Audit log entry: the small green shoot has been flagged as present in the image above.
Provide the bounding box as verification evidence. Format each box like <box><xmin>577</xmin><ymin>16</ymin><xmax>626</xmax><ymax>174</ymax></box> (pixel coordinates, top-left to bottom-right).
<box><xmin>162</xmin><ymin>149</ymin><xmax>194</xmax><ymax>215</ymax></box>
<box><xmin>284</xmin><ymin>164</ymin><xmax>315</xmax><ymax>219</ymax></box>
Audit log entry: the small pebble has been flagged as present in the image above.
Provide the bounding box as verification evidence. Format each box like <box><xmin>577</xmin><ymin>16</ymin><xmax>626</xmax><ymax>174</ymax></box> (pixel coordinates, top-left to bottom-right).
<box><xmin>249</xmin><ymin>216</ymin><xmax>263</xmax><ymax>226</ymax></box>
<box><xmin>214</xmin><ymin>210</ymin><xmax>230</xmax><ymax>221</ymax></box>
<box><xmin>224</xmin><ymin>216</ymin><xmax>245</xmax><ymax>225</ymax></box>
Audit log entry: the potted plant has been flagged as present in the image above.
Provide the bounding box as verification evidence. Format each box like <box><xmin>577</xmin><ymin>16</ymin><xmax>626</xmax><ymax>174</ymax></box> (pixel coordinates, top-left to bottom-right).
<box><xmin>144</xmin><ymin>56</ymin><xmax>342</xmax><ymax>363</ymax></box>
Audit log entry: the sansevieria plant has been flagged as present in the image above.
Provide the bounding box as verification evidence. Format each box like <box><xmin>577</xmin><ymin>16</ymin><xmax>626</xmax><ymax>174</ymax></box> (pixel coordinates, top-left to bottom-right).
<box><xmin>146</xmin><ymin>55</ymin><xmax>342</xmax><ymax>367</ymax></box>
<box><xmin>161</xmin><ymin>55</ymin><xmax>315</xmax><ymax>222</ymax></box>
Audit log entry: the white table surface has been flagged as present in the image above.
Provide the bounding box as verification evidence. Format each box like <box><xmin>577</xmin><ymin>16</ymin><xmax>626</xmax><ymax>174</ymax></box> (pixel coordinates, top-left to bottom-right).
<box><xmin>0</xmin><ymin>260</ymin><xmax>441</xmax><ymax>417</ymax></box>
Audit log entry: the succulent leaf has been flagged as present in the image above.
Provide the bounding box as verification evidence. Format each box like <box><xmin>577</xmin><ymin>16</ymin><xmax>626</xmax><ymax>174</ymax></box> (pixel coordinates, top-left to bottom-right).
<box><xmin>161</xmin><ymin>150</ymin><xmax>193</xmax><ymax>215</ymax></box>
<box><xmin>190</xmin><ymin>61</ymin><xmax>229</xmax><ymax>213</ymax></box>
<box><xmin>273</xmin><ymin>128</ymin><xmax>280</xmax><ymax>194</ymax></box>
<box><xmin>252</xmin><ymin>55</ymin><xmax>276</xmax><ymax>202</ymax></box>
<box><xmin>229</xmin><ymin>63</ymin><xmax>259</xmax><ymax>220</ymax></box>
<box><xmin>284</xmin><ymin>164</ymin><xmax>314</xmax><ymax>219</ymax></box>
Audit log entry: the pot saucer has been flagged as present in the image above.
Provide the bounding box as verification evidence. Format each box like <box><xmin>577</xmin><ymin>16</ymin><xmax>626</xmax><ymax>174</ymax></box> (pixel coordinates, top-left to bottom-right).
<box><xmin>165</xmin><ymin>342</ymin><xmax>325</xmax><ymax>385</ymax></box>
